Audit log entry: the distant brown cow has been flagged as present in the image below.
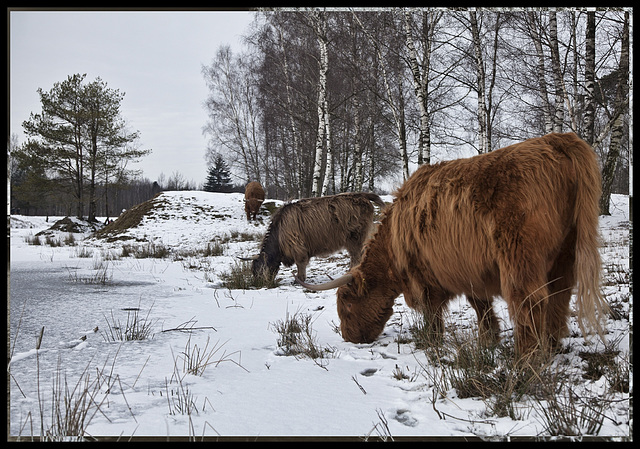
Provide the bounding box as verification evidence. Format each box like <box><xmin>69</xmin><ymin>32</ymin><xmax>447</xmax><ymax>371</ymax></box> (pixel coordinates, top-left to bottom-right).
<box><xmin>299</xmin><ymin>133</ymin><xmax>608</xmax><ymax>359</ymax></box>
<box><xmin>247</xmin><ymin>192</ymin><xmax>385</xmax><ymax>282</ymax></box>
<box><xmin>245</xmin><ymin>181</ymin><xmax>265</xmax><ymax>221</ymax></box>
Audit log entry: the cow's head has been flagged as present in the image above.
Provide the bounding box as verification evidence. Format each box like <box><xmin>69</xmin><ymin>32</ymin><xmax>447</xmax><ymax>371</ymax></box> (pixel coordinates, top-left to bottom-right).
<box><xmin>251</xmin><ymin>250</ymin><xmax>281</xmax><ymax>281</ymax></box>
<box><xmin>297</xmin><ymin>270</ymin><xmax>395</xmax><ymax>344</ymax></box>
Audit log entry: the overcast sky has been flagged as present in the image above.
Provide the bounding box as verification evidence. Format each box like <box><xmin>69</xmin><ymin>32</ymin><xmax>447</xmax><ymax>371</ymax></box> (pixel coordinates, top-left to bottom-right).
<box><xmin>9</xmin><ymin>9</ymin><xmax>256</xmax><ymax>186</ymax></box>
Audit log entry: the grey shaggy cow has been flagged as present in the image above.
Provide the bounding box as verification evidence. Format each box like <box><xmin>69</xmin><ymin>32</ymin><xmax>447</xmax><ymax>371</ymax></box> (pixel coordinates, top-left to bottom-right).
<box><xmin>251</xmin><ymin>192</ymin><xmax>385</xmax><ymax>282</ymax></box>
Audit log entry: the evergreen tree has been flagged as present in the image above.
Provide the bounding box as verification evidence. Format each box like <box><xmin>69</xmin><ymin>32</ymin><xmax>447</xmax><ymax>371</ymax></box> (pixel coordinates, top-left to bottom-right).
<box><xmin>20</xmin><ymin>73</ymin><xmax>149</xmax><ymax>220</ymax></box>
<box><xmin>204</xmin><ymin>155</ymin><xmax>233</xmax><ymax>192</ymax></box>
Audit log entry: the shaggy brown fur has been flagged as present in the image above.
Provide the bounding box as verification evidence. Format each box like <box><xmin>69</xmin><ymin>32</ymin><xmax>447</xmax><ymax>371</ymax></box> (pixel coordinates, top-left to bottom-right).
<box><xmin>245</xmin><ymin>181</ymin><xmax>265</xmax><ymax>221</ymax></box>
<box><xmin>253</xmin><ymin>193</ymin><xmax>385</xmax><ymax>281</ymax></box>
<box><xmin>335</xmin><ymin>133</ymin><xmax>608</xmax><ymax>358</ymax></box>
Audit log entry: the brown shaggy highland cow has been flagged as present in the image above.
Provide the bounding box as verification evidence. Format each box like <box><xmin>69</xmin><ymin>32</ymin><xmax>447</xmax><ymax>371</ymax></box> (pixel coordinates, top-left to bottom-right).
<box><xmin>299</xmin><ymin>133</ymin><xmax>608</xmax><ymax>359</ymax></box>
<box><xmin>244</xmin><ymin>181</ymin><xmax>265</xmax><ymax>221</ymax></box>
<box><xmin>250</xmin><ymin>192</ymin><xmax>385</xmax><ymax>282</ymax></box>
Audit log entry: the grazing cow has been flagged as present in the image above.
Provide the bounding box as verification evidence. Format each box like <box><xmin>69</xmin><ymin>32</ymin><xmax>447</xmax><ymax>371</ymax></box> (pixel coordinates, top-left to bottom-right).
<box><xmin>247</xmin><ymin>192</ymin><xmax>385</xmax><ymax>282</ymax></box>
<box><xmin>245</xmin><ymin>181</ymin><xmax>265</xmax><ymax>221</ymax></box>
<box><xmin>298</xmin><ymin>133</ymin><xmax>608</xmax><ymax>359</ymax></box>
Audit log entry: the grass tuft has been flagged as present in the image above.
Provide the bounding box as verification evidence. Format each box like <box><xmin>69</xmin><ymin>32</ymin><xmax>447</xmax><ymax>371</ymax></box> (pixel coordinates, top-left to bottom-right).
<box><xmin>101</xmin><ymin>304</ymin><xmax>155</xmax><ymax>342</ymax></box>
<box><xmin>271</xmin><ymin>310</ymin><xmax>336</xmax><ymax>364</ymax></box>
<box><xmin>220</xmin><ymin>261</ymin><xmax>279</xmax><ymax>289</ymax></box>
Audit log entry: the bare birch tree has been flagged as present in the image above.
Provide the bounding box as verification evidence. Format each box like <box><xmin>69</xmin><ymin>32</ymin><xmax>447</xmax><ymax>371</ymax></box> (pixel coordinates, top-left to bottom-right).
<box><xmin>548</xmin><ymin>11</ymin><xmax>565</xmax><ymax>133</ymax></box>
<box><xmin>583</xmin><ymin>10</ymin><xmax>597</xmax><ymax>145</ymax></box>
<box><xmin>322</xmin><ymin>97</ymin><xmax>334</xmax><ymax>195</ymax></box>
<box><xmin>469</xmin><ymin>11</ymin><xmax>489</xmax><ymax>153</ymax></box>
<box><xmin>308</xmin><ymin>10</ymin><xmax>330</xmax><ymax>197</ymax></box>
<box><xmin>202</xmin><ymin>46</ymin><xmax>264</xmax><ymax>184</ymax></box>
<box><xmin>599</xmin><ymin>11</ymin><xmax>629</xmax><ymax>215</ymax></box>
<box><xmin>403</xmin><ymin>9</ymin><xmax>433</xmax><ymax>164</ymax></box>
<box><xmin>463</xmin><ymin>10</ymin><xmax>503</xmax><ymax>153</ymax></box>
<box><xmin>353</xmin><ymin>11</ymin><xmax>410</xmax><ymax>180</ymax></box>
<box><xmin>276</xmin><ymin>24</ymin><xmax>304</xmax><ymax>196</ymax></box>
<box><xmin>523</xmin><ymin>11</ymin><xmax>554</xmax><ymax>134</ymax></box>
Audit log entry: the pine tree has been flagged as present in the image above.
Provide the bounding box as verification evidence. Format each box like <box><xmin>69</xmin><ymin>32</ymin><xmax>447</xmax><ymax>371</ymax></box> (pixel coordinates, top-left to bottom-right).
<box><xmin>204</xmin><ymin>155</ymin><xmax>233</xmax><ymax>192</ymax></box>
<box><xmin>20</xmin><ymin>73</ymin><xmax>149</xmax><ymax>220</ymax></box>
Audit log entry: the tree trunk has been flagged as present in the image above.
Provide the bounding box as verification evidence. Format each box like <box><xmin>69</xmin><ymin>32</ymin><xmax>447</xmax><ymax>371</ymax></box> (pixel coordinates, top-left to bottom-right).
<box><xmin>549</xmin><ymin>11</ymin><xmax>564</xmax><ymax>133</ymax></box>
<box><xmin>88</xmin><ymin>132</ymin><xmax>98</xmax><ymax>222</ymax></box>
<box><xmin>87</xmin><ymin>99</ymin><xmax>99</xmax><ymax>223</ymax></box>
<box><xmin>74</xmin><ymin>125</ymin><xmax>84</xmax><ymax>220</ymax></box>
<box><xmin>398</xmin><ymin>80</ymin><xmax>409</xmax><ymax>181</ymax></box>
<box><xmin>311</xmin><ymin>12</ymin><xmax>329</xmax><ymax>197</ymax></box>
<box><xmin>368</xmin><ymin>121</ymin><xmax>376</xmax><ymax>192</ymax></box>
<box><xmin>469</xmin><ymin>11</ymin><xmax>488</xmax><ymax>153</ymax></box>
<box><xmin>599</xmin><ymin>12</ymin><xmax>629</xmax><ymax>215</ymax></box>
<box><xmin>277</xmin><ymin>26</ymin><xmax>303</xmax><ymax>197</ymax></box>
<box><xmin>527</xmin><ymin>12</ymin><xmax>553</xmax><ymax>134</ymax></box>
<box><xmin>485</xmin><ymin>11</ymin><xmax>501</xmax><ymax>152</ymax></box>
<box><xmin>322</xmin><ymin>98</ymin><xmax>334</xmax><ymax>195</ymax></box>
<box><xmin>583</xmin><ymin>11</ymin><xmax>596</xmax><ymax>145</ymax></box>
<box><xmin>353</xmin><ymin>11</ymin><xmax>409</xmax><ymax>180</ymax></box>
<box><xmin>404</xmin><ymin>10</ymin><xmax>431</xmax><ymax>164</ymax></box>
<box><xmin>353</xmin><ymin>95</ymin><xmax>364</xmax><ymax>192</ymax></box>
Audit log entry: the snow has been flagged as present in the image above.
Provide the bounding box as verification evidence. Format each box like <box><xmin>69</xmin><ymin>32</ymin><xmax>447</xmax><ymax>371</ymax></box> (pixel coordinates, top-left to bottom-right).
<box><xmin>8</xmin><ymin>191</ymin><xmax>631</xmax><ymax>441</ymax></box>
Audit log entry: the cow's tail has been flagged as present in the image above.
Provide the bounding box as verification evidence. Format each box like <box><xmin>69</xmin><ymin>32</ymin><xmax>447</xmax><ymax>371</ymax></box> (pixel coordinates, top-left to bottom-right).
<box><xmin>554</xmin><ymin>133</ymin><xmax>609</xmax><ymax>341</ymax></box>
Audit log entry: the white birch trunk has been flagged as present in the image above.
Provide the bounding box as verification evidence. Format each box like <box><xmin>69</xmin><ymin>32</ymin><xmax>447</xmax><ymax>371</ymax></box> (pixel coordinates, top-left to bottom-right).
<box><xmin>312</xmin><ymin>12</ymin><xmax>328</xmax><ymax>197</ymax></box>
<box><xmin>549</xmin><ymin>11</ymin><xmax>564</xmax><ymax>133</ymax></box>
<box><xmin>527</xmin><ymin>12</ymin><xmax>554</xmax><ymax>134</ymax></box>
<box><xmin>469</xmin><ymin>11</ymin><xmax>488</xmax><ymax>153</ymax></box>
<box><xmin>404</xmin><ymin>10</ymin><xmax>431</xmax><ymax>163</ymax></box>
<box><xmin>322</xmin><ymin>98</ymin><xmax>333</xmax><ymax>195</ymax></box>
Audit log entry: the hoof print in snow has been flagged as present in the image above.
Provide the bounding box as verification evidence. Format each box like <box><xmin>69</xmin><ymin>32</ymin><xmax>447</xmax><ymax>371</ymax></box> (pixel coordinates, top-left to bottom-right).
<box><xmin>392</xmin><ymin>409</ymin><xmax>418</xmax><ymax>427</ymax></box>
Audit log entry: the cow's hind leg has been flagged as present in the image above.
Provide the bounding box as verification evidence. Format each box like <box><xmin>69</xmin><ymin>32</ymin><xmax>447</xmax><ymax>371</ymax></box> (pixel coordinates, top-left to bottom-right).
<box><xmin>499</xmin><ymin>253</ymin><xmax>551</xmax><ymax>359</ymax></box>
<box><xmin>546</xmin><ymin>231</ymin><xmax>577</xmax><ymax>351</ymax></box>
<box><xmin>295</xmin><ymin>260</ymin><xmax>309</xmax><ymax>282</ymax></box>
<box><xmin>510</xmin><ymin>282</ymin><xmax>550</xmax><ymax>359</ymax></box>
<box><xmin>497</xmin><ymin>217</ymin><xmax>559</xmax><ymax>360</ymax></box>
<box><xmin>346</xmin><ymin>236</ymin><xmax>366</xmax><ymax>269</ymax></box>
<box><xmin>545</xmin><ymin>275</ymin><xmax>572</xmax><ymax>351</ymax></box>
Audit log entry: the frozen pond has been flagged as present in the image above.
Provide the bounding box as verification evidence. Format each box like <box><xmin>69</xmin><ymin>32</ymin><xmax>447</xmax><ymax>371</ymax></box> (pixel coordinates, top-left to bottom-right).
<box><xmin>9</xmin><ymin>260</ymin><xmax>159</xmax><ymax>356</ymax></box>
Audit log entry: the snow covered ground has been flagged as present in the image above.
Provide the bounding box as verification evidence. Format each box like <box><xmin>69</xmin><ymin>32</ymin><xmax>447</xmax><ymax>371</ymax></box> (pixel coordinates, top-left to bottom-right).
<box><xmin>8</xmin><ymin>191</ymin><xmax>631</xmax><ymax>441</ymax></box>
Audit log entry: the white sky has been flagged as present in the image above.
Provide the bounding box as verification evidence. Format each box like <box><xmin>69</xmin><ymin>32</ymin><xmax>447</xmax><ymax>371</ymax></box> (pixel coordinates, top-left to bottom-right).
<box><xmin>9</xmin><ymin>9</ymin><xmax>256</xmax><ymax>186</ymax></box>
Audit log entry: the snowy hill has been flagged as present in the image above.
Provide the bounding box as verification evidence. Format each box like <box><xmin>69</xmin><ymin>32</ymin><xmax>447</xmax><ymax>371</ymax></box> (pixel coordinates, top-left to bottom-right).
<box><xmin>92</xmin><ymin>191</ymin><xmax>278</xmax><ymax>247</ymax></box>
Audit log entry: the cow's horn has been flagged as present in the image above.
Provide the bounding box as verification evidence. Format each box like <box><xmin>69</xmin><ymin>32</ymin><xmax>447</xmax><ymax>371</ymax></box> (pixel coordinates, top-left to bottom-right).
<box><xmin>237</xmin><ymin>255</ymin><xmax>260</xmax><ymax>261</ymax></box>
<box><xmin>295</xmin><ymin>273</ymin><xmax>354</xmax><ymax>291</ymax></box>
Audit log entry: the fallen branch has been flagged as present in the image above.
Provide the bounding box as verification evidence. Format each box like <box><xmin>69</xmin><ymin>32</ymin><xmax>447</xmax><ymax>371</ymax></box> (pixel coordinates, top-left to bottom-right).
<box><xmin>161</xmin><ymin>317</ymin><xmax>217</xmax><ymax>333</ymax></box>
<box><xmin>161</xmin><ymin>326</ymin><xmax>217</xmax><ymax>333</ymax></box>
